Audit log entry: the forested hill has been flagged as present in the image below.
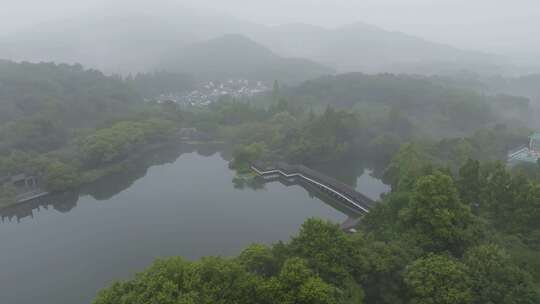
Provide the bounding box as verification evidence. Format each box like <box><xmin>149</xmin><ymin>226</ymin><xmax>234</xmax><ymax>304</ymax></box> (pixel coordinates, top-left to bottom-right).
<box><xmin>284</xmin><ymin>73</ymin><xmax>532</xmax><ymax>136</ymax></box>
<box><xmin>160</xmin><ymin>34</ymin><xmax>334</xmax><ymax>84</ymax></box>
<box><xmin>0</xmin><ymin>60</ymin><xmax>141</xmax><ymax>153</ymax></box>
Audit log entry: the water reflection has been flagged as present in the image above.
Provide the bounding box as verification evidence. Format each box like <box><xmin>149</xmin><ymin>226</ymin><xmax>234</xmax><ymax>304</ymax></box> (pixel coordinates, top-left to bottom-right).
<box><xmin>0</xmin><ymin>191</ymin><xmax>79</xmax><ymax>222</ymax></box>
<box><xmin>309</xmin><ymin>158</ymin><xmax>387</xmax><ymax>192</ymax></box>
<box><xmin>0</xmin><ymin>143</ymin><xmax>230</xmax><ymax>222</ymax></box>
<box><xmin>309</xmin><ymin>158</ymin><xmax>390</xmax><ymax>201</ymax></box>
<box><xmin>256</xmin><ymin>175</ymin><xmax>363</xmax><ymax>218</ymax></box>
<box><xmin>232</xmin><ymin>157</ymin><xmax>390</xmax><ymax>221</ymax></box>
<box><xmin>81</xmin><ymin>143</ymin><xmax>230</xmax><ymax>201</ymax></box>
<box><xmin>0</xmin><ymin>145</ymin><xmax>390</xmax><ymax>304</ymax></box>
<box><xmin>0</xmin><ymin>143</ymin><xmax>387</xmax><ymax>224</ymax></box>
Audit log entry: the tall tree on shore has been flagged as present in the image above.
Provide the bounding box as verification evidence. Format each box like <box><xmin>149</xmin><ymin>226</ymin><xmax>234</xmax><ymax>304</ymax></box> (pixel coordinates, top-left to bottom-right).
<box><xmin>404</xmin><ymin>254</ymin><xmax>472</xmax><ymax>304</ymax></box>
<box><xmin>399</xmin><ymin>171</ymin><xmax>476</xmax><ymax>255</ymax></box>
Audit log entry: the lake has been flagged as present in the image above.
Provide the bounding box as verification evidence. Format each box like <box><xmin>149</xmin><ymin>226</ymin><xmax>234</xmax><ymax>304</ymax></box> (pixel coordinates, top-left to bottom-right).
<box><xmin>0</xmin><ymin>144</ymin><xmax>389</xmax><ymax>304</ymax></box>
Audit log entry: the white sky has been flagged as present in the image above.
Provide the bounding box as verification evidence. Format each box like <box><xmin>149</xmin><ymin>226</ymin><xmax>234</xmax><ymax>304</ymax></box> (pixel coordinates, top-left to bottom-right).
<box><xmin>1</xmin><ymin>0</ymin><xmax>539</xmax><ymax>58</ymax></box>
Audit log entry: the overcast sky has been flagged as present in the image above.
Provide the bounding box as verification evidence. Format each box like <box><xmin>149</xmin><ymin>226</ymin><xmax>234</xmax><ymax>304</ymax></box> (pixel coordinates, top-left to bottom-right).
<box><xmin>1</xmin><ymin>0</ymin><xmax>539</xmax><ymax>58</ymax></box>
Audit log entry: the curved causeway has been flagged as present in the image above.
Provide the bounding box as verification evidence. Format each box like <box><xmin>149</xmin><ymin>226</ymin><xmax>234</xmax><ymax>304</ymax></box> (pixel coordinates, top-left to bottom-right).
<box><xmin>251</xmin><ymin>161</ymin><xmax>376</xmax><ymax>214</ymax></box>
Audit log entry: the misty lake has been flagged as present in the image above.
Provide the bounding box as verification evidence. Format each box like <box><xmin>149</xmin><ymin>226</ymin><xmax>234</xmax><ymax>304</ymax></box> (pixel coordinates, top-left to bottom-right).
<box><xmin>0</xmin><ymin>143</ymin><xmax>389</xmax><ymax>304</ymax></box>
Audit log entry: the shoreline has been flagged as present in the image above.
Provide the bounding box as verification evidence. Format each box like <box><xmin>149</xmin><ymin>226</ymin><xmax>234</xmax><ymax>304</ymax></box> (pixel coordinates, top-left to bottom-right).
<box><xmin>16</xmin><ymin>190</ymin><xmax>49</xmax><ymax>204</ymax></box>
<box><xmin>0</xmin><ymin>139</ymin><xmax>223</xmax><ymax>211</ymax></box>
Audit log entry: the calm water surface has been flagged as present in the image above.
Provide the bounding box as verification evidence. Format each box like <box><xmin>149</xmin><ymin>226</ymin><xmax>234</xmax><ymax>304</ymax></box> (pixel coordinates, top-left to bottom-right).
<box><xmin>0</xmin><ymin>144</ymin><xmax>389</xmax><ymax>304</ymax></box>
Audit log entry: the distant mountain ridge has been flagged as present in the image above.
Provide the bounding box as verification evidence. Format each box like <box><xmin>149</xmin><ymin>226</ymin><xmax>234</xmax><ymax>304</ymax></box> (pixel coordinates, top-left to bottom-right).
<box><xmin>160</xmin><ymin>34</ymin><xmax>334</xmax><ymax>83</ymax></box>
<box><xmin>0</xmin><ymin>4</ymin><xmax>512</xmax><ymax>76</ymax></box>
<box><xmin>251</xmin><ymin>22</ymin><xmax>505</xmax><ymax>74</ymax></box>
<box><xmin>0</xmin><ymin>6</ymin><xmax>264</xmax><ymax>74</ymax></box>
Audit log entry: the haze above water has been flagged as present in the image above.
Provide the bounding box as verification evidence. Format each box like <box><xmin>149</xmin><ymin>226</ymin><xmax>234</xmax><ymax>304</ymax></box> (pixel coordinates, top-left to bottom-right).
<box><xmin>0</xmin><ymin>145</ymin><xmax>389</xmax><ymax>304</ymax></box>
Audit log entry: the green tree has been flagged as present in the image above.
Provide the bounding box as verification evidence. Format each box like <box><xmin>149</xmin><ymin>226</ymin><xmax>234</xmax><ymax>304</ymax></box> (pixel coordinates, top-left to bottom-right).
<box><xmin>238</xmin><ymin>244</ymin><xmax>277</xmax><ymax>277</ymax></box>
<box><xmin>387</xmin><ymin>107</ymin><xmax>413</xmax><ymax>137</ymax></box>
<box><xmin>368</xmin><ymin>133</ymin><xmax>402</xmax><ymax>163</ymax></box>
<box><xmin>192</xmin><ymin>257</ymin><xmax>261</xmax><ymax>304</ymax></box>
<box><xmin>383</xmin><ymin>143</ymin><xmax>431</xmax><ymax>191</ymax></box>
<box><xmin>480</xmin><ymin>163</ymin><xmax>514</xmax><ymax>226</ymax></box>
<box><xmin>399</xmin><ymin>171</ymin><xmax>476</xmax><ymax>255</ymax></box>
<box><xmin>457</xmin><ymin>158</ymin><xmax>481</xmax><ymax>208</ymax></box>
<box><xmin>404</xmin><ymin>254</ymin><xmax>472</xmax><ymax>304</ymax></box>
<box><xmin>94</xmin><ymin>257</ymin><xmax>262</xmax><ymax>304</ymax></box>
<box><xmin>519</xmin><ymin>183</ymin><xmax>540</xmax><ymax>232</ymax></box>
<box><xmin>79</xmin><ymin>119</ymin><xmax>175</xmax><ymax>166</ymax></box>
<box><xmin>358</xmin><ymin>239</ymin><xmax>417</xmax><ymax>304</ymax></box>
<box><xmin>230</xmin><ymin>142</ymin><xmax>267</xmax><ymax>172</ymax></box>
<box><xmin>289</xmin><ymin>219</ymin><xmax>354</xmax><ymax>284</ymax></box>
<box><xmin>43</xmin><ymin>161</ymin><xmax>80</xmax><ymax>192</ymax></box>
<box><xmin>93</xmin><ymin>257</ymin><xmax>195</xmax><ymax>304</ymax></box>
<box><xmin>274</xmin><ymin>257</ymin><xmax>338</xmax><ymax>304</ymax></box>
<box><xmin>464</xmin><ymin>244</ymin><xmax>539</xmax><ymax>304</ymax></box>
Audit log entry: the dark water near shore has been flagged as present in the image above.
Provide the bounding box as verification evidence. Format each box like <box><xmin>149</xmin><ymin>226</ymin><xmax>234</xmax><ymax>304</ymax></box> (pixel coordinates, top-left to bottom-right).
<box><xmin>0</xmin><ymin>144</ymin><xmax>389</xmax><ymax>304</ymax></box>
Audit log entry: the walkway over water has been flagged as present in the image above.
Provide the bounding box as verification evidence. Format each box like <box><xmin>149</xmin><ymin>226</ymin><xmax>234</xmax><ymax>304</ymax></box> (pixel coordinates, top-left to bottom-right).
<box><xmin>251</xmin><ymin>162</ymin><xmax>376</xmax><ymax>214</ymax></box>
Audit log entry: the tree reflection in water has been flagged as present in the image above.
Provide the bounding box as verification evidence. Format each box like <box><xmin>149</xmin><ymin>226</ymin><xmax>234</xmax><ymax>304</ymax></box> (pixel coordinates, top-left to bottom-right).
<box><xmin>0</xmin><ymin>143</ymin><xmax>229</xmax><ymax>222</ymax></box>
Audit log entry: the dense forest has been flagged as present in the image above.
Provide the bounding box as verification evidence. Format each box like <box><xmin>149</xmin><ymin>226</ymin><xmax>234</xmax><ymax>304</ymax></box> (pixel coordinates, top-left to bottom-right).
<box><xmin>0</xmin><ymin>60</ymin><xmax>141</xmax><ymax>153</ymax></box>
<box><xmin>212</xmin><ymin>98</ymin><xmax>528</xmax><ymax>173</ymax></box>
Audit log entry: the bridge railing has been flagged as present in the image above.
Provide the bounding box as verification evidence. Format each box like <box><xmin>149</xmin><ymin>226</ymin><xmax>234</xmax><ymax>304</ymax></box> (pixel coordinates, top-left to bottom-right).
<box><xmin>508</xmin><ymin>145</ymin><xmax>528</xmax><ymax>155</ymax></box>
<box><xmin>297</xmin><ymin>166</ymin><xmax>371</xmax><ymax>200</ymax></box>
<box><xmin>253</xmin><ymin>161</ymin><xmax>374</xmax><ymax>208</ymax></box>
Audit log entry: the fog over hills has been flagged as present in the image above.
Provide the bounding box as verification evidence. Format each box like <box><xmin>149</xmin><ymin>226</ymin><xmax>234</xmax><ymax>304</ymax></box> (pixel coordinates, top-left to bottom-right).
<box><xmin>0</xmin><ymin>3</ymin><xmax>528</xmax><ymax>77</ymax></box>
<box><xmin>253</xmin><ymin>22</ymin><xmax>505</xmax><ymax>74</ymax></box>
<box><xmin>0</xmin><ymin>5</ymin><xmax>264</xmax><ymax>74</ymax></box>
<box><xmin>160</xmin><ymin>34</ymin><xmax>334</xmax><ymax>83</ymax></box>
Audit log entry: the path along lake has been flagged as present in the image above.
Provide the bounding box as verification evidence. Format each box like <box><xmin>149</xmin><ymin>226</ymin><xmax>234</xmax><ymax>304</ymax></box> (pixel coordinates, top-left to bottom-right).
<box><xmin>0</xmin><ymin>144</ymin><xmax>389</xmax><ymax>304</ymax></box>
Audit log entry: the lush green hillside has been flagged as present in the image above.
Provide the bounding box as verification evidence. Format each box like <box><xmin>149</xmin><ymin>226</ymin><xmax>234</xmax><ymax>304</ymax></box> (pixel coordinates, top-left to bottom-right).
<box><xmin>161</xmin><ymin>34</ymin><xmax>334</xmax><ymax>84</ymax></box>
<box><xmin>0</xmin><ymin>60</ymin><xmax>141</xmax><ymax>153</ymax></box>
<box><xmin>0</xmin><ymin>61</ymin><xmax>185</xmax><ymax>204</ymax></box>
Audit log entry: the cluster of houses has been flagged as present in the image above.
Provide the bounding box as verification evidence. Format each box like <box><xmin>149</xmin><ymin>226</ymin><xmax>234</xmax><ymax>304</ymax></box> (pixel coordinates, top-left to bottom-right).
<box><xmin>155</xmin><ymin>79</ymin><xmax>269</xmax><ymax>106</ymax></box>
<box><xmin>508</xmin><ymin>131</ymin><xmax>540</xmax><ymax>165</ymax></box>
